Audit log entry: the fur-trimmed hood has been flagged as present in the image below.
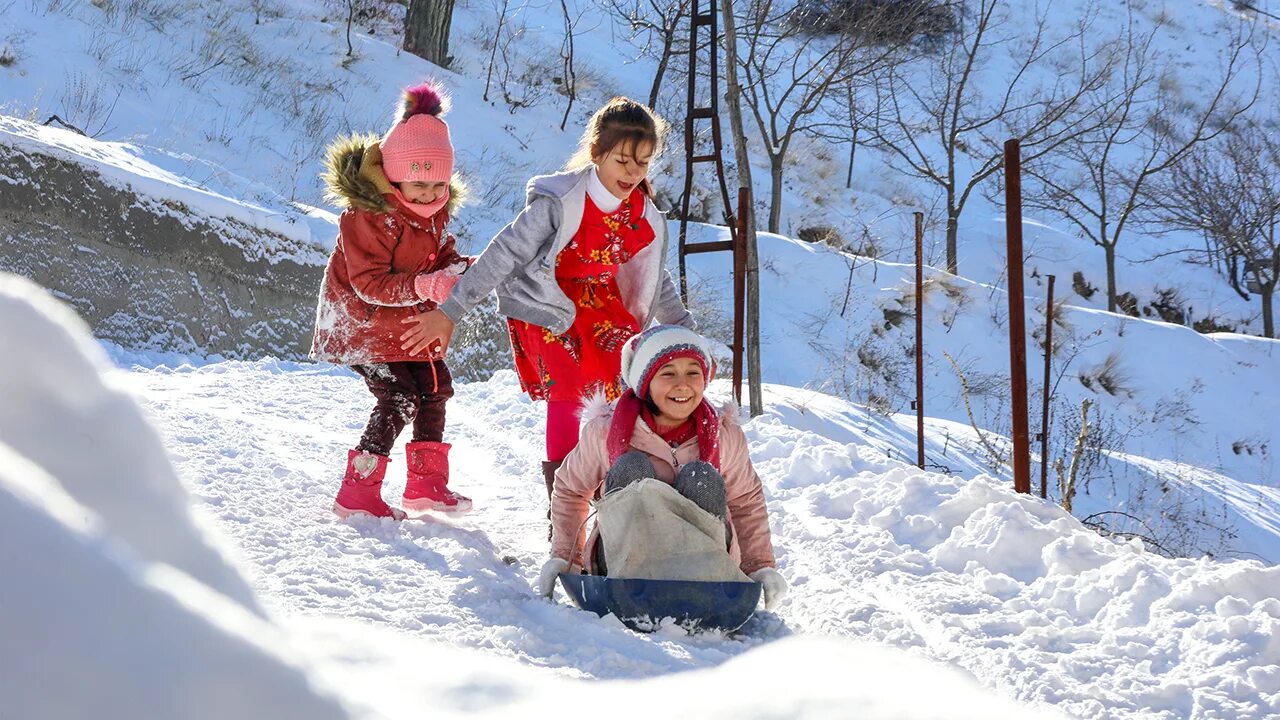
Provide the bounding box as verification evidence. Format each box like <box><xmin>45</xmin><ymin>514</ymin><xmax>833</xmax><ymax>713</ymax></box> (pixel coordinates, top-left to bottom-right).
<box><xmin>322</xmin><ymin>133</ymin><xmax>467</xmax><ymax>215</ymax></box>
<box><xmin>577</xmin><ymin>391</ymin><xmax>741</xmax><ymax>428</ymax></box>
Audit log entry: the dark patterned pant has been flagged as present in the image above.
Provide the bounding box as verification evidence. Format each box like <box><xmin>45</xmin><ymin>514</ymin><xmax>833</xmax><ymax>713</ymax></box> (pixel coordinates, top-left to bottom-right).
<box><xmin>351</xmin><ymin>360</ymin><xmax>454</xmax><ymax>456</ymax></box>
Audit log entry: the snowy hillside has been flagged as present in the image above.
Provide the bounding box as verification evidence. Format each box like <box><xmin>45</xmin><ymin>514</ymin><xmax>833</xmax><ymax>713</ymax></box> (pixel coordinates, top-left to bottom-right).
<box><xmin>3</xmin><ymin>0</ymin><xmax>1273</xmax><ymax>332</ymax></box>
<box><xmin>684</xmin><ymin>222</ymin><xmax>1280</xmax><ymax>563</ymax></box>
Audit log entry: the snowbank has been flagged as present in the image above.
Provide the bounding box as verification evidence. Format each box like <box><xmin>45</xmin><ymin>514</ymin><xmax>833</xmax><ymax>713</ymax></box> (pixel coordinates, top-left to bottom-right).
<box><xmin>748</xmin><ymin>400</ymin><xmax>1280</xmax><ymax>718</ymax></box>
<box><xmin>293</xmin><ymin>615</ymin><xmax>1073</xmax><ymax>719</ymax></box>
<box><xmin>0</xmin><ymin>273</ymin><xmax>260</xmax><ymax>607</ymax></box>
<box><xmin>0</xmin><ymin>273</ymin><xmax>351</xmax><ymax>718</ymax></box>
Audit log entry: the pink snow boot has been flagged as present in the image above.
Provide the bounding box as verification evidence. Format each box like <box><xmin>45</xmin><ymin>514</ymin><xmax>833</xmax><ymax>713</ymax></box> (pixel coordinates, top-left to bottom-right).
<box><xmin>403</xmin><ymin>441</ymin><xmax>472</xmax><ymax>514</ymax></box>
<box><xmin>333</xmin><ymin>449</ymin><xmax>406</xmax><ymax>520</ymax></box>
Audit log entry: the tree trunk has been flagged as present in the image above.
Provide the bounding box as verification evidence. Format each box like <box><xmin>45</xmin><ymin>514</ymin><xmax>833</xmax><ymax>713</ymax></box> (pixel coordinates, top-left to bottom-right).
<box><xmin>404</xmin><ymin>0</ymin><xmax>455</xmax><ymax>67</ymax></box>
<box><xmin>1104</xmin><ymin>242</ymin><xmax>1118</xmax><ymax>313</ymax></box>
<box><xmin>482</xmin><ymin>0</ymin><xmax>510</xmax><ymax>102</ymax></box>
<box><xmin>344</xmin><ymin>0</ymin><xmax>355</xmax><ymax>57</ymax></box>
<box><xmin>721</xmin><ymin>0</ymin><xmax>763</xmax><ymax>417</ymax></box>
<box><xmin>768</xmin><ymin>153</ymin><xmax>783</xmax><ymax>234</ymax></box>
<box><xmin>846</xmin><ymin>126</ymin><xmax>857</xmax><ymax>190</ymax></box>
<box><xmin>1262</xmin><ymin>285</ymin><xmax>1275</xmax><ymax>338</ymax></box>
<box><xmin>945</xmin><ymin>196</ymin><xmax>958</xmax><ymax>274</ymax></box>
<box><xmin>648</xmin><ymin>32</ymin><xmax>674</xmax><ymax>110</ymax></box>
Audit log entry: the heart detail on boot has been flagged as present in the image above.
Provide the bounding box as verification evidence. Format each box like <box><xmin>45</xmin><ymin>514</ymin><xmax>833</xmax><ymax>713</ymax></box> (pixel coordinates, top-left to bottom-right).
<box><xmin>333</xmin><ymin>449</ymin><xmax>405</xmax><ymax>520</ymax></box>
<box><xmin>352</xmin><ymin>452</ymin><xmax>379</xmax><ymax>479</ymax></box>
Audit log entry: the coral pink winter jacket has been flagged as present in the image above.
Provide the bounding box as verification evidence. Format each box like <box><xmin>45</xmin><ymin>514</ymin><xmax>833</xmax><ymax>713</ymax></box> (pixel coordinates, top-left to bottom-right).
<box><xmin>551</xmin><ymin>402</ymin><xmax>777</xmax><ymax>576</ymax></box>
<box><xmin>310</xmin><ymin>138</ymin><xmax>466</xmax><ymax>365</ymax></box>
<box><xmin>311</xmin><ymin>204</ymin><xmax>464</xmax><ymax>364</ymax></box>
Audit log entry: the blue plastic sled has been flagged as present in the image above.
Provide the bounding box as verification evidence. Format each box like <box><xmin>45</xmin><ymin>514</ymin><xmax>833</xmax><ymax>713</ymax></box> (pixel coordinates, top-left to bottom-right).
<box><xmin>558</xmin><ymin>573</ymin><xmax>761</xmax><ymax>633</ymax></box>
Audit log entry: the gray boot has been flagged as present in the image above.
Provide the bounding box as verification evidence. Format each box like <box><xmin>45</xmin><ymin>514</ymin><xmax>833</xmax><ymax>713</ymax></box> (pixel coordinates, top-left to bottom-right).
<box><xmin>604</xmin><ymin>451</ymin><xmax>657</xmax><ymax>496</ymax></box>
<box><xmin>674</xmin><ymin>460</ymin><xmax>728</xmax><ymax>521</ymax></box>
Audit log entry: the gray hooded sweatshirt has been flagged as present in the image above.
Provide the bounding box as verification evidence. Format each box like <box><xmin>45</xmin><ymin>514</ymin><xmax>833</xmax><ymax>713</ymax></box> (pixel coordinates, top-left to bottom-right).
<box><xmin>438</xmin><ymin>167</ymin><xmax>694</xmax><ymax>335</ymax></box>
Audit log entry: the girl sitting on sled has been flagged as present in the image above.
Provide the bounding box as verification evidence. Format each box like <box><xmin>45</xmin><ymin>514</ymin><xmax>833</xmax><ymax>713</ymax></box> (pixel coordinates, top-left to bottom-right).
<box><xmin>536</xmin><ymin>325</ymin><xmax>788</xmax><ymax>611</ymax></box>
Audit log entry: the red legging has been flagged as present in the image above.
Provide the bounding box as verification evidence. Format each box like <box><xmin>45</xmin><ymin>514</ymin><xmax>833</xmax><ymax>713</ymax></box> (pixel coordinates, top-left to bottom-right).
<box><xmin>545</xmin><ymin>399</ymin><xmax>581</xmax><ymax>463</ymax></box>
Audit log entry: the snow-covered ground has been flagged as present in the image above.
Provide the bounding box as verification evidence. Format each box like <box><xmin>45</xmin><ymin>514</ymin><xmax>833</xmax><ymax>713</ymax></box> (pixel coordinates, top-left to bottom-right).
<box><xmin>5</xmin><ymin>273</ymin><xmax>1280</xmax><ymax>718</ymax></box>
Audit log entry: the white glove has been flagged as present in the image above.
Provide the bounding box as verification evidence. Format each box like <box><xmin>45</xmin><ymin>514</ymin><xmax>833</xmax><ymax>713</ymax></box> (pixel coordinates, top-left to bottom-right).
<box><xmin>537</xmin><ymin>557</ymin><xmax>570</xmax><ymax>598</ymax></box>
<box><xmin>749</xmin><ymin>567</ymin><xmax>789</xmax><ymax>611</ymax></box>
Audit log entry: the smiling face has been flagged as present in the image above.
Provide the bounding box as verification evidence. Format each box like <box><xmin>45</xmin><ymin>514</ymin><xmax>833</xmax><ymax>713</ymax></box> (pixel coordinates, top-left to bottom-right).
<box><xmin>398</xmin><ymin>180</ymin><xmax>448</xmax><ymax>205</ymax></box>
<box><xmin>593</xmin><ymin>140</ymin><xmax>654</xmax><ymax>200</ymax></box>
<box><xmin>646</xmin><ymin>356</ymin><xmax>706</xmax><ymax>427</ymax></box>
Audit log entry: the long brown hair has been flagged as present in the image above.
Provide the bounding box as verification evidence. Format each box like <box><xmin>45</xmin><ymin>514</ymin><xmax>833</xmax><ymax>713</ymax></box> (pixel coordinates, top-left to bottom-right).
<box><xmin>564</xmin><ymin>97</ymin><xmax>670</xmax><ymax>173</ymax></box>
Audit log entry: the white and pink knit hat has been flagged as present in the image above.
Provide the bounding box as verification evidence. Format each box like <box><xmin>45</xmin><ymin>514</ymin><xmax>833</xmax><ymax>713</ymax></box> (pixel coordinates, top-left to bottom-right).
<box><xmin>381</xmin><ymin>82</ymin><xmax>454</xmax><ymax>184</ymax></box>
<box><xmin>620</xmin><ymin>325</ymin><xmax>714</xmax><ymax>396</ymax></box>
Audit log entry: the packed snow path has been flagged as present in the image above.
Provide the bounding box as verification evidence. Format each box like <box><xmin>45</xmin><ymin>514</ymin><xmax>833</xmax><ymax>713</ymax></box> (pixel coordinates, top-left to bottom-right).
<box><xmin>113</xmin><ymin>358</ymin><xmax>1280</xmax><ymax>719</ymax></box>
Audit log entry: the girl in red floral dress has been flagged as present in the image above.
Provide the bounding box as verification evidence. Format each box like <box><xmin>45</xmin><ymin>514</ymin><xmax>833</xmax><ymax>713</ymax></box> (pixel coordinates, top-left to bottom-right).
<box><xmin>508</xmin><ymin>185</ymin><xmax>656</xmax><ymax>405</ymax></box>
<box><xmin>400</xmin><ymin>97</ymin><xmax>696</xmax><ymax>523</ymax></box>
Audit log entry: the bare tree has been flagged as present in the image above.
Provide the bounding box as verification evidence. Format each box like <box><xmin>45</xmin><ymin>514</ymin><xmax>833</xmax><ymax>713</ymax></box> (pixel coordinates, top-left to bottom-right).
<box><xmin>487</xmin><ymin>9</ymin><xmax>553</xmax><ymax>113</ymax></box>
<box><xmin>1155</xmin><ymin>121</ymin><xmax>1280</xmax><ymax>338</ymax></box>
<box><xmin>735</xmin><ymin>0</ymin><xmax>905</xmax><ymax>233</ymax></box>
<box><xmin>840</xmin><ymin>82</ymin><xmax>864</xmax><ymax>189</ymax></box>
<box><xmin>808</xmin><ymin>75</ymin><xmax>877</xmax><ymax>190</ymax></box>
<box><xmin>557</xmin><ymin>0</ymin><xmax>580</xmax><ymax>130</ymax></box>
<box><xmin>606</xmin><ymin>0</ymin><xmax>692</xmax><ymax>109</ymax></box>
<box><xmin>867</xmin><ymin>0</ymin><xmax>1116</xmax><ymax>274</ymax></box>
<box><xmin>483</xmin><ymin>0</ymin><xmax>512</xmax><ymax>102</ymax></box>
<box><xmin>325</xmin><ymin>0</ymin><xmax>394</xmax><ymax>55</ymax></box>
<box><xmin>404</xmin><ymin>0</ymin><xmax>455</xmax><ymax>67</ymax></box>
<box><xmin>332</xmin><ymin>0</ymin><xmax>383</xmax><ymax>57</ymax></box>
<box><xmin>1022</xmin><ymin>13</ymin><xmax>1258</xmax><ymax>312</ymax></box>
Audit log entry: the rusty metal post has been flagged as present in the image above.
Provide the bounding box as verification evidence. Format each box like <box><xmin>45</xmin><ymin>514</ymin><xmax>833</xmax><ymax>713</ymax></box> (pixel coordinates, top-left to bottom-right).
<box><xmin>1040</xmin><ymin>274</ymin><xmax>1055</xmax><ymax>499</ymax></box>
<box><xmin>914</xmin><ymin>212</ymin><xmax>925</xmax><ymax>470</ymax></box>
<box><xmin>733</xmin><ymin>187</ymin><xmax>747</xmax><ymax>405</ymax></box>
<box><xmin>1004</xmin><ymin>139</ymin><xmax>1032</xmax><ymax>495</ymax></box>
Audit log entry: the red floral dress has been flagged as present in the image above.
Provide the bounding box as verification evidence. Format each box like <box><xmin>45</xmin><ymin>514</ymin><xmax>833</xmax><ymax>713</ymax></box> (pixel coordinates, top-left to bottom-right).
<box><xmin>508</xmin><ymin>189</ymin><xmax>655</xmax><ymax>402</ymax></box>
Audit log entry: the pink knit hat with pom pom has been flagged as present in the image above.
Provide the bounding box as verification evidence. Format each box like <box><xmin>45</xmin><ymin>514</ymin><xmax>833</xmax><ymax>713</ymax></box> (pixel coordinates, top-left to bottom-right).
<box><xmin>382</xmin><ymin>82</ymin><xmax>453</xmax><ymax>184</ymax></box>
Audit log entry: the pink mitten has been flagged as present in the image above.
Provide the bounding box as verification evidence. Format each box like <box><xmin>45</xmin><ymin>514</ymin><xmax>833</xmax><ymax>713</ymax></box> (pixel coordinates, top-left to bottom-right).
<box><xmin>414</xmin><ymin>269</ymin><xmax>461</xmax><ymax>304</ymax></box>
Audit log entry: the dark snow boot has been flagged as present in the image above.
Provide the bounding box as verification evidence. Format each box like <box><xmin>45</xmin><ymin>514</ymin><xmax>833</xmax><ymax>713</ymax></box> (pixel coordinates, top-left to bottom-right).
<box><xmin>542</xmin><ymin>460</ymin><xmax>562</xmax><ymax>541</ymax></box>
<box><xmin>673</xmin><ymin>460</ymin><xmax>728</xmax><ymax>521</ymax></box>
<box><xmin>604</xmin><ymin>451</ymin><xmax>658</xmax><ymax>495</ymax></box>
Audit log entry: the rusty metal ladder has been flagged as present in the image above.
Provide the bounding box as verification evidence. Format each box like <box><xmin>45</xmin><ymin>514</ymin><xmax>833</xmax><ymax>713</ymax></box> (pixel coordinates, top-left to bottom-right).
<box><xmin>676</xmin><ymin>0</ymin><xmax>746</xmax><ymax>404</ymax></box>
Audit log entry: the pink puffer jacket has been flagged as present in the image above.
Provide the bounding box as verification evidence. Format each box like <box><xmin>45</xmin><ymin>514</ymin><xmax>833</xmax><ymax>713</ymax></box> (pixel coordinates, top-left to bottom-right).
<box><xmin>550</xmin><ymin>400</ymin><xmax>776</xmax><ymax>576</ymax></box>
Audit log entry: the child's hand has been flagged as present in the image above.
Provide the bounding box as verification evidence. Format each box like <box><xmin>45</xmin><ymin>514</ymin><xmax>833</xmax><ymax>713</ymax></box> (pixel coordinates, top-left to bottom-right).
<box><xmin>399</xmin><ymin>310</ymin><xmax>455</xmax><ymax>358</ymax></box>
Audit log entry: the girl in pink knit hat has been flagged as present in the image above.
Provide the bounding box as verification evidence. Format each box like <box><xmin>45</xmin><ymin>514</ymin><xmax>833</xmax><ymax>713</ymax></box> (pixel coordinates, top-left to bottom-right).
<box><xmin>398</xmin><ymin>97</ymin><xmax>695</xmax><ymax>535</ymax></box>
<box><xmin>310</xmin><ymin>82</ymin><xmax>473</xmax><ymax>520</ymax></box>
